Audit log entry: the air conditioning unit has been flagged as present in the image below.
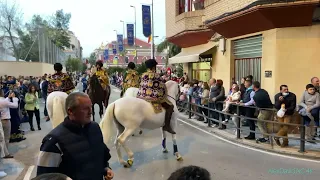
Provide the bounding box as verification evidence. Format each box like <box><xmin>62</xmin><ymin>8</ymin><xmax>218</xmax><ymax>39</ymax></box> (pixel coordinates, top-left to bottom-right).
<box><xmin>219</xmin><ymin>38</ymin><xmax>226</xmax><ymax>53</ymax></box>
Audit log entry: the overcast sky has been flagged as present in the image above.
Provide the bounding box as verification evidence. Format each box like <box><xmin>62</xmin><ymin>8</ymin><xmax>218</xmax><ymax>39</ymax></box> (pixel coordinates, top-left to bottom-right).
<box><xmin>17</xmin><ymin>0</ymin><xmax>166</xmax><ymax>57</ymax></box>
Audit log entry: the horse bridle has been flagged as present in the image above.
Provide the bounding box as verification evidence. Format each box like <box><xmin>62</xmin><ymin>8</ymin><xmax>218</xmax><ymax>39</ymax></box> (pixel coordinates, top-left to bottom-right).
<box><xmin>167</xmin><ymin>84</ymin><xmax>180</xmax><ymax>102</ymax></box>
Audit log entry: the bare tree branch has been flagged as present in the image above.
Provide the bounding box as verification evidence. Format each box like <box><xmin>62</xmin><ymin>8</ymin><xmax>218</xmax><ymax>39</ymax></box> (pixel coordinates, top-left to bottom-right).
<box><xmin>0</xmin><ymin>0</ymin><xmax>23</xmax><ymax>61</ymax></box>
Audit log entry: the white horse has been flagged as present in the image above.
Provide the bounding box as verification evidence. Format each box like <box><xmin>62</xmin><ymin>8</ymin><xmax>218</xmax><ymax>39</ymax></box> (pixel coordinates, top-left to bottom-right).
<box><xmin>99</xmin><ymin>80</ymin><xmax>182</xmax><ymax>168</ymax></box>
<box><xmin>123</xmin><ymin>87</ymin><xmax>143</xmax><ymax>136</ymax></box>
<box><xmin>46</xmin><ymin>91</ymin><xmax>68</xmax><ymax>128</ymax></box>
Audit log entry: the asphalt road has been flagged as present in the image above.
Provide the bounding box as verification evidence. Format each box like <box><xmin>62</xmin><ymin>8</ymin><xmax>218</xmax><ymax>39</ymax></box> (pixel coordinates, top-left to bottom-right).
<box><xmin>6</xmin><ymin>85</ymin><xmax>320</xmax><ymax>180</ymax></box>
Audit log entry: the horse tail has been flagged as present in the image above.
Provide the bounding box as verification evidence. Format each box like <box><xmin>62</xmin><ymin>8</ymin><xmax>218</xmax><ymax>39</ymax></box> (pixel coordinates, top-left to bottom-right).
<box><xmin>99</xmin><ymin>102</ymin><xmax>115</xmax><ymax>144</ymax></box>
<box><xmin>52</xmin><ymin>96</ymin><xmax>65</xmax><ymax>128</ymax></box>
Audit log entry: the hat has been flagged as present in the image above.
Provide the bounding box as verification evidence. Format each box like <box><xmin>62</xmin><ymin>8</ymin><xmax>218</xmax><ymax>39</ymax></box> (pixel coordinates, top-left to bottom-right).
<box><xmin>96</xmin><ymin>60</ymin><xmax>103</xmax><ymax>67</ymax></box>
<box><xmin>127</xmin><ymin>62</ymin><xmax>135</xmax><ymax>69</ymax></box>
<box><xmin>145</xmin><ymin>59</ymin><xmax>158</xmax><ymax>69</ymax></box>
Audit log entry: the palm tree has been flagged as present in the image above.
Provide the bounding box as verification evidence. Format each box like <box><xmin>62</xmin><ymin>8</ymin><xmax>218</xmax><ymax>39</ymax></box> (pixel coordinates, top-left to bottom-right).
<box><xmin>157</xmin><ymin>39</ymin><xmax>182</xmax><ymax>76</ymax></box>
<box><xmin>157</xmin><ymin>39</ymin><xmax>181</xmax><ymax>65</ymax></box>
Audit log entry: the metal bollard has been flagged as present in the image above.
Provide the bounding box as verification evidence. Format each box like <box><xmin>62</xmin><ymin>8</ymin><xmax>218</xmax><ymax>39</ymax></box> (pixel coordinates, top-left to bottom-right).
<box><xmin>299</xmin><ymin>118</ymin><xmax>305</xmax><ymax>153</ymax></box>
<box><xmin>188</xmin><ymin>95</ymin><xmax>192</xmax><ymax>119</ymax></box>
<box><xmin>236</xmin><ymin>105</ymin><xmax>241</xmax><ymax>139</ymax></box>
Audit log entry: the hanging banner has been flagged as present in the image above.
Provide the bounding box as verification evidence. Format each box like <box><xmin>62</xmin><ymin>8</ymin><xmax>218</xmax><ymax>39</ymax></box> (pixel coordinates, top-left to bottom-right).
<box><xmin>127</xmin><ymin>24</ymin><xmax>134</xmax><ymax>46</ymax></box>
<box><xmin>112</xmin><ymin>43</ymin><xmax>117</xmax><ymax>55</ymax></box>
<box><xmin>142</xmin><ymin>5</ymin><xmax>151</xmax><ymax>37</ymax></box>
<box><xmin>104</xmin><ymin>49</ymin><xmax>109</xmax><ymax>61</ymax></box>
<box><xmin>117</xmin><ymin>34</ymin><xmax>124</xmax><ymax>52</ymax></box>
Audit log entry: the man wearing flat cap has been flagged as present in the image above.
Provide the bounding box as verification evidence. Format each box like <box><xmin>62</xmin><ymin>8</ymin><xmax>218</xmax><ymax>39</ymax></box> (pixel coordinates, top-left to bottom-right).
<box><xmin>137</xmin><ymin>59</ymin><xmax>176</xmax><ymax>134</ymax></box>
<box><xmin>121</xmin><ymin>62</ymin><xmax>140</xmax><ymax>97</ymax></box>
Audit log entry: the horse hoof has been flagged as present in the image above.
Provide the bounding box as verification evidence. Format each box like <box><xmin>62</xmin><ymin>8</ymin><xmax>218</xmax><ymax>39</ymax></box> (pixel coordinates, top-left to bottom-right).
<box><xmin>125</xmin><ymin>159</ymin><xmax>133</xmax><ymax>167</ymax></box>
<box><xmin>175</xmin><ymin>153</ymin><xmax>183</xmax><ymax>161</ymax></box>
<box><xmin>176</xmin><ymin>156</ymin><xmax>183</xmax><ymax>161</ymax></box>
<box><xmin>139</xmin><ymin>130</ymin><xmax>143</xmax><ymax>135</ymax></box>
<box><xmin>162</xmin><ymin>148</ymin><xmax>168</xmax><ymax>153</ymax></box>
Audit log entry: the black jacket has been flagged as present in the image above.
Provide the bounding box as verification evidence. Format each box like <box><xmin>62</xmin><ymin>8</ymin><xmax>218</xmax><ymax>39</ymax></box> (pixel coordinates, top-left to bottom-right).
<box><xmin>253</xmin><ymin>89</ymin><xmax>273</xmax><ymax>109</ymax></box>
<box><xmin>274</xmin><ymin>92</ymin><xmax>296</xmax><ymax>115</ymax></box>
<box><xmin>37</xmin><ymin>117</ymin><xmax>111</xmax><ymax>180</ymax></box>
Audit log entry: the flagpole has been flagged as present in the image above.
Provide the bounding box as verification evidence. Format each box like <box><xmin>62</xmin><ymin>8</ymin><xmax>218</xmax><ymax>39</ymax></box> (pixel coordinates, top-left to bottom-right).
<box><xmin>151</xmin><ymin>0</ymin><xmax>155</xmax><ymax>59</ymax></box>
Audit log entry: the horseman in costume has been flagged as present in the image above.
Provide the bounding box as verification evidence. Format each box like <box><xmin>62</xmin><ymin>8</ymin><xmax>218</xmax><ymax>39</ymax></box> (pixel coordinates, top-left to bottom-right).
<box><xmin>47</xmin><ymin>63</ymin><xmax>75</xmax><ymax>94</ymax></box>
<box><xmin>120</xmin><ymin>62</ymin><xmax>140</xmax><ymax>97</ymax></box>
<box><xmin>137</xmin><ymin>59</ymin><xmax>176</xmax><ymax>134</ymax></box>
<box><xmin>91</xmin><ymin>60</ymin><xmax>110</xmax><ymax>106</ymax></box>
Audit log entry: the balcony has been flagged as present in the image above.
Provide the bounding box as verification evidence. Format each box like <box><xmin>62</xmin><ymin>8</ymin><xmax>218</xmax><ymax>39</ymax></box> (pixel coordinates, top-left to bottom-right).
<box><xmin>166</xmin><ymin>0</ymin><xmax>214</xmax><ymax>48</ymax></box>
<box><xmin>204</xmin><ymin>0</ymin><xmax>320</xmax><ymax>38</ymax></box>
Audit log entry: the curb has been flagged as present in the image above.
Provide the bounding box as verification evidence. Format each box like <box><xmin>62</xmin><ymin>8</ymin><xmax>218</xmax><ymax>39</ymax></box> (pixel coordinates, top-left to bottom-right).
<box><xmin>178</xmin><ymin>114</ymin><xmax>320</xmax><ymax>161</ymax></box>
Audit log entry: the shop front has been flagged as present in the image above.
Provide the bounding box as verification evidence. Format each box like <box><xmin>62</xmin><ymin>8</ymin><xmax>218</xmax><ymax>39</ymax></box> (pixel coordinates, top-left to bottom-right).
<box><xmin>168</xmin><ymin>42</ymin><xmax>216</xmax><ymax>82</ymax></box>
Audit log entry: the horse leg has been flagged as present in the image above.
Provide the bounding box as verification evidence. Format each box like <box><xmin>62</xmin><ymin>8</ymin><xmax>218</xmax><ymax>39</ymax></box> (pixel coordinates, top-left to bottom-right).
<box><xmin>117</xmin><ymin>128</ymin><xmax>136</xmax><ymax>168</ymax></box>
<box><xmin>92</xmin><ymin>104</ymin><xmax>95</xmax><ymax>122</ymax></box>
<box><xmin>162</xmin><ymin>129</ymin><xmax>168</xmax><ymax>153</ymax></box>
<box><xmin>114</xmin><ymin>122</ymin><xmax>126</xmax><ymax>166</ymax></box>
<box><xmin>172</xmin><ymin>134</ymin><xmax>183</xmax><ymax>161</ymax></box>
<box><xmin>99</xmin><ymin>102</ymin><xmax>103</xmax><ymax>119</ymax></box>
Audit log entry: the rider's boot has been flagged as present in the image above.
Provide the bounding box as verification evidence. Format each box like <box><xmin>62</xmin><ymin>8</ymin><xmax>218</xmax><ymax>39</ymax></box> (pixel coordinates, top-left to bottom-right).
<box><xmin>162</xmin><ymin>104</ymin><xmax>176</xmax><ymax>134</ymax></box>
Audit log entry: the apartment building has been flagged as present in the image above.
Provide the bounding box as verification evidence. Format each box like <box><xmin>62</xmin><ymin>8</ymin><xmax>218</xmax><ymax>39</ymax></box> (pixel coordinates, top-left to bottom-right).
<box><xmin>166</xmin><ymin>0</ymin><xmax>320</xmax><ymax>99</ymax></box>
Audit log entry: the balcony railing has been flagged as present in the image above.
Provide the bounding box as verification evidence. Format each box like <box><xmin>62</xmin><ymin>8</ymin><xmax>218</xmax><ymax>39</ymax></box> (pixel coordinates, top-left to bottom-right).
<box><xmin>178</xmin><ymin>0</ymin><xmax>205</xmax><ymax>16</ymax></box>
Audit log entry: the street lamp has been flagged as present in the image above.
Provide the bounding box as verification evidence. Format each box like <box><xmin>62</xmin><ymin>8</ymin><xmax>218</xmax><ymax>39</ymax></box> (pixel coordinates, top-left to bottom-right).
<box><xmin>130</xmin><ymin>5</ymin><xmax>137</xmax><ymax>63</ymax></box>
<box><xmin>153</xmin><ymin>35</ymin><xmax>159</xmax><ymax>60</ymax></box>
<box><xmin>120</xmin><ymin>20</ymin><xmax>126</xmax><ymax>65</ymax></box>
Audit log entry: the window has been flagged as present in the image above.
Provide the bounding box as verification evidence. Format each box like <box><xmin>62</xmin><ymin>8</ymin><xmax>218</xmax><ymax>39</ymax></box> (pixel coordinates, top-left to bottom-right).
<box><xmin>177</xmin><ymin>0</ymin><xmax>204</xmax><ymax>16</ymax></box>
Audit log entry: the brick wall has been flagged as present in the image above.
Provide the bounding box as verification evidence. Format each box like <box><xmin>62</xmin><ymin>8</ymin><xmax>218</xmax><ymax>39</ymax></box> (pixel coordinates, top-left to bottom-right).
<box><xmin>204</xmin><ymin>0</ymin><xmax>257</xmax><ymax>22</ymax></box>
<box><xmin>166</xmin><ymin>0</ymin><xmax>205</xmax><ymax>38</ymax></box>
<box><xmin>166</xmin><ymin>0</ymin><xmax>257</xmax><ymax>38</ymax></box>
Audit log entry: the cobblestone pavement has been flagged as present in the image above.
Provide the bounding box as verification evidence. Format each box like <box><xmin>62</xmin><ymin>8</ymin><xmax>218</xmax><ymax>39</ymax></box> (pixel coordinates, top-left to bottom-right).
<box><xmin>2</xmin><ymin>85</ymin><xmax>320</xmax><ymax>180</ymax></box>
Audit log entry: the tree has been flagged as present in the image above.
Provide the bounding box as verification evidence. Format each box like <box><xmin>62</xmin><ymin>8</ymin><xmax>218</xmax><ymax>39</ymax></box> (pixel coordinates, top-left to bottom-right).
<box><xmin>65</xmin><ymin>57</ymin><xmax>82</xmax><ymax>72</ymax></box>
<box><xmin>136</xmin><ymin>63</ymin><xmax>147</xmax><ymax>75</ymax></box>
<box><xmin>157</xmin><ymin>39</ymin><xmax>181</xmax><ymax>65</ymax></box>
<box><xmin>49</xmin><ymin>9</ymin><xmax>71</xmax><ymax>49</ymax></box>
<box><xmin>88</xmin><ymin>52</ymin><xmax>96</xmax><ymax>65</ymax></box>
<box><xmin>0</xmin><ymin>0</ymin><xmax>23</xmax><ymax>61</ymax></box>
<box><xmin>82</xmin><ymin>63</ymin><xmax>87</xmax><ymax>72</ymax></box>
<box><xmin>157</xmin><ymin>39</ymin><xmax>181</xmax><ymax>58</ymax></box>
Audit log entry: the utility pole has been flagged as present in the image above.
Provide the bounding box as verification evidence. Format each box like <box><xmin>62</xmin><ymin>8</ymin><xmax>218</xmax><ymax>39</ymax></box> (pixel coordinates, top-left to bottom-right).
<box><xmin>130</xmin><ymin>5</ymin><xmax>137</xmax><ymax>63</ymax></box>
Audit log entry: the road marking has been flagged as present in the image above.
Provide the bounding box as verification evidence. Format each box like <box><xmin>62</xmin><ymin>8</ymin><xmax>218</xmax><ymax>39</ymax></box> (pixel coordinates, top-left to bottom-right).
<box><xmin>23</xmin><ymin>165</ymin><xmax>35</xmax><ymax>180</ymax></box>
<box><xmin>177</xmin><ymin>118</ymin><xmax>320</xmax><ymax>163</ymax></box>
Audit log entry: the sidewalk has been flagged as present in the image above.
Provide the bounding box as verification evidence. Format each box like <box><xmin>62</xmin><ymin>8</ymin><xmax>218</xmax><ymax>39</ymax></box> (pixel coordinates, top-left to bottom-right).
<box><xmin>178</xmin><ymin>112</ymin><xmax>320</xmax><ymax>160</ymax></box>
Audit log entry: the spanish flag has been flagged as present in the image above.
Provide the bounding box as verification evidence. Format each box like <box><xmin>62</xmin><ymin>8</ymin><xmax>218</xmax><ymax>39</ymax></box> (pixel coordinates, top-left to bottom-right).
<box><xmin>148</xmin><ymin>35</ymin><xmax>152</xmax><ymax>44</ymax></box>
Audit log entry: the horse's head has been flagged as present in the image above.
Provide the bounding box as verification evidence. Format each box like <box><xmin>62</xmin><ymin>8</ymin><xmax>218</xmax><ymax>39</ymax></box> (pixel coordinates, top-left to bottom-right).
<box><xmin>89</xmin><ymin>75</ymin><xmax>101</xmax><ymax>89</ymax></box>
<box><xmin>165</xmin><ymin>80</ymin><xmax>180</xmax><ymax>101</ymax></box>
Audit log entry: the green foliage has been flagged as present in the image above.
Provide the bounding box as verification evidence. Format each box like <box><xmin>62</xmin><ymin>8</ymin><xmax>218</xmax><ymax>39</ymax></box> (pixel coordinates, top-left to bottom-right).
<box><xmin>157</xmin><ymin>39</ymin><xmax>184</xmax><ymax>75</ymax></box>
<box><xmin>65</xmin><ymin>58</ymin><xmax>82</xmax><ymax>72</ymax></box>
<box><xmin>136</xmin><ymin>63</ymin><xmax>147</xmax><ymax>75</ymax></box>
<box><xmin>82</xmin><ymin>63</ymin><xmax>87</xmax><ymax>72</ymax></box>
<box><xmin>16</xmin><ymin>10</ymin><xmax>72</xmax><ymax>61</ymax></box>
<box><xmin>88</xmin><ymin>52</ymin><xmax>96</xmax><ymax>65</ymax></box>
<box><xmin>107</xmin><ymin>66</ymin><xmax>125</xmax><ymax>75</ymax></box>
<box><xmin>176</xmin><ymin>64</ymin><xmax>183</xmax><ymax>77</ymax></box>
<box><xmin>157</xmin><ymin>39</ymin><xmax>181</xmax><ymax>58</ymax></box>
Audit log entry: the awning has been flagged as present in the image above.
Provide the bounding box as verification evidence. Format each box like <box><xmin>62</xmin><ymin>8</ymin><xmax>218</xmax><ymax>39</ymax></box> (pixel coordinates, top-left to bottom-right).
<box><xmin>168</xmin><ymin>42</ymin><xmax>217</xmax><ymax>64</ymax></box>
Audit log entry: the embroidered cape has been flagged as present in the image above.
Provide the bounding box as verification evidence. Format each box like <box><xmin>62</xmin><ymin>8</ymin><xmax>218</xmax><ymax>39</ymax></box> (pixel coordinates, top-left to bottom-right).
<box><xmin>47</xmin><ymin>72</ymin><xmax>75</xmax><ymax>94</ymax></box>
<box><xmin>137</xmin><ymin>70</ymin><xmax>171</xmax><ymax>113</ymax></box>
